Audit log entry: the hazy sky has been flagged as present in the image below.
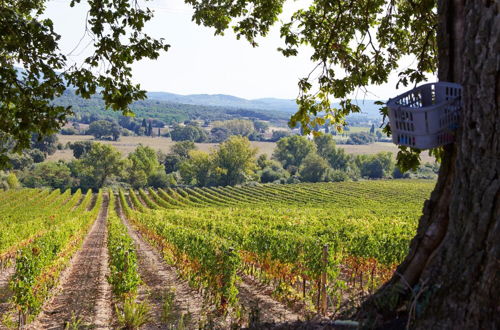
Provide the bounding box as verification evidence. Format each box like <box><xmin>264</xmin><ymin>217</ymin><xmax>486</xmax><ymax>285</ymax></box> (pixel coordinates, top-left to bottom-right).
<box><xmin>45</xmin><ymin>0</ymin><xmax>423</xmax><ymax>101</ymax></box>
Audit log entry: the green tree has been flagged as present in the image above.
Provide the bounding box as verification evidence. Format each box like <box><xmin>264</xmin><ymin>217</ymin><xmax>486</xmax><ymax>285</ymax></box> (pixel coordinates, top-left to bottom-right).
<box><xmin>127</xmin><ymin>145</ymin><xmax>164</xmax><ymax>188</ymax></box>
<box><xmin>259</xmin><ymin>159</ymin><xmax>289</xmax><ymax>183</ymax></box>
<box><xmin>147</xmin><ymin>171</ymin><xmax>171</xmax><ymax>189</ymax></box>
<box><xmin>314</xmin><ymin>134</ymin><xmax>337</xmax><ymax>159</ymax></box>
<box><xmin>171</xmin><ymin>141</ymin><xmax>197</xmax><ymax>159</ymax></box>
<box><xmin>273</xmin><ymin>135</ymin><xmax>316</xmax><ymax>169</ymax></box>
<box><xmin>269</xmin><ymin>130</ymin><xmax>290</xmax><ymax>142</ymax></box>
<box><xmin>8</xmin><ymin>152</ymin><xmax>34</xmax><ymax>170</ymax></box>
<box><xmin>256</xmin><ymin>154</ymin><xmax>269</xmax><ymax>170</ymax></box>
<box><xmin>6</xmin><ymin>148</ymin><xmax>47</xmax><ymax>170</ymax></box>
<box><xmin>299</xmin><ymin>153</ymin><xmax>332</xmax><ymax>183</ymax></box>
<box><xmin>170</xmin><ymin>124</ymin><xmax>207</xmax><ymax>142</ymax></box>
<box><xmin>0</xmin><ymin>171</ymin><xmax>20</xmax><ymax>190</ymax></box>
<box><xmin>31</xmin><ymin>134</ymin><xmax>58</xmax><ymax>155</ymax></box>
<box><xmin>68</xmin><ymin>141</ymin><xmax>94</xmax><ymax>159</ymax></box>
<box><xmin>87</xmin><ymin>120</ymin><xmax>121</xmax><ymax>141</ymax></box>
<box><xmin>179</xmin><ymin>150</ymin><xmax>214</xmax><ymax>187</ymax></box>
<box><xmin>162</xmin><ymin>141</ymin><xmax>196</xmax><ymax>174</ymax></box>
<box><xmin>163</xmin><ymin>154</ymin><xmax>182</xmax><ymax>174</ymax></box>
<box><xmin>213</xmin><ymin>136</ymin><xmax>257</xmax><ymax>186</ymax></box>
<box><xmin>314</xmin><ymin>134</ymin><xmax>351</xmax><ymax>171</ymax></box>
<box><xmin>355</xmin><ymin>152</ymin><xmax>395</xmax><ymax>179</ymax></box>
<box><xmin>210</xmin><ymin>127</ymin><xmax>230</xmax><ymax>143</ymax></box>
<box><xmin>346</xmin><ymin>132</ymin><xmax>376</xmax><ymax>145</ymax></box>
<box><xmin>6</xmin><ymin>172</ymin><xmax>20</xmax><ymax>189</ymax></box>
<box><xmin>213</xmin><ymin>119</ymin><xmax>255</xmax><ymax>137</ymax></box>
<box><xmin>21</xmin><ymin>162</ymin><xmax>75</xmax><ymax>190</ymax></box>
<box><xmin>75</xmin><ymin>143</ymin><xmax>124</xmax><ymax>190</ymax></box>
<box><xmin>253</xmin><ymin>120</ymin><xmax>269</xmax><ymax>134</ymax></box>
<box><xmin>0</xmin><ymin>0</ymin><xmax>169</xmax><ymax>165</ymax></box>
<box><xmin>147</xmin><ymin>121</ymin><xmax>153</xmax><ymax>136</ymax></box>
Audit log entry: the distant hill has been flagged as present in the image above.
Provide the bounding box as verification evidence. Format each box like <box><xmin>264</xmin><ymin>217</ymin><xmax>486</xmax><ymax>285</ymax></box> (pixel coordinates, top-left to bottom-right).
<box><xmin>146</xmin><ymin>92</ymin><xmax>297</xmax><ymax>113</ymax></box>
<box><xmin>15</xmin><ymin>65</ymin><xmax>382</xmax><ymax>121</ymax></box>
<box><xmin>347</xmin><ymin>99</ymin><xmax>382</xmax><ymax>118</ymax></box>
<box><xmin>54</xmin><ymin>90</ymin><xmax>291</xmax><ymax>125</ymax></box>
<box><xmin>54</xmin><ymin>90</ymin><xmax>383</xmax><ymax>127</ymax></box>
<box><xmin>147</xmin><ymin>91</ymin><xmax>382</xmax><ymax>118</ymax></box>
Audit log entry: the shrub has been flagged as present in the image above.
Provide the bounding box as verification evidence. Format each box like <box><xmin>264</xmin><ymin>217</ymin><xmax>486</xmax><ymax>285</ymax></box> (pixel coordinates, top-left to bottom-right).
<box><xmin>6</xmin><ymin>173</ymin><xmax>20</xmax><ymax>189</ymax></box>
<box><xmin>60</xmin><ymin>127</ymin><xmax>78</xmax><ymax>135</ymax></box>
<box><xmin>346</xmin><ymin>132</ymin><xmax>376</xmax><ymax>145</ymax></box>
<box><xmin>148</xmin><ymin>171</ymin><xmax>171</xmax><ymax>188</ymax></box>
<box><xmin>299</xmin><ymin>153</ymin><xmax>332</xmax><ymax>183</ymax></box>
<box><xmin>269</xmin><ymin>130</ymin><xmax>291</xmax><ymax>142</ymax></box>
<box><xmin>325</xmin><ymin>169</ymin><xmax>349</xmax><ymax>182</ymax></box>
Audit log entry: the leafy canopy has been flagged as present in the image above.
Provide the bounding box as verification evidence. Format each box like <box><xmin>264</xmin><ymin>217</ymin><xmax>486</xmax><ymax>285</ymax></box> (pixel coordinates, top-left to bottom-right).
<box><xmin>185</xmin><ymin>0</ymin><xmax>437</xmax><ymax>170</ymax></box>
<box><xmin>214</xmin><ymin>136</ymin><xmax>258</xmax><ymax>186</ymax></box>
<box><xmin>1</xmin><ymin>0</ymin><xmax>436</xmax><ymax>170</ymax></box>
<box><xmin>273</xmin><ymin>135</ymin><xmax>316</xmax><ymax>169</ymax></box>
<box><xmin>127</xmin><ymin>144</ymin><xmax>164</xmax><ymax>188</ymax></box>
<box><xmin>0</xmin><ymin>0</ymin><xmax>169</xmax><ymax>165</ymax></box>
<box><xmin>179</xmin><ymin>150</ymin><xmax>214</xmax><ymax>187</ymax></box>
<box><xmin>87</xmin><ymin>120</ymin><xmax>121</xmax><ymax>141</ymax></box>
<box><xmin>75</xmin><ymin>142</ymin><xmax>125</xmax><ymax>190</ymax></box>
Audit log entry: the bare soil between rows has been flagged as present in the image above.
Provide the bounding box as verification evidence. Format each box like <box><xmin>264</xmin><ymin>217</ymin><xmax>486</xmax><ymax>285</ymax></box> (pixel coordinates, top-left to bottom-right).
<box><xmin>0</xmin><ymin>266</ymin><xmax>15</xmax><ymax>326</ymax></box>
<box><xmin>237</xmin><ymin>274</ymin><xmax>303</xmax><ymax>325</ymax></box>
<box><xmin>122</xmin><ymin>192</ymin><xmax>303</xmax><ymax>328</ymax></box>
<box><xmin>117</xmin><ymin>195</ymin><xmax>207</xmax><ymax>329</ymax></box>
<box><xmin>29</xmin><ymin>194</ymin><xmax>112</xmax><ymax>329</ymax></box>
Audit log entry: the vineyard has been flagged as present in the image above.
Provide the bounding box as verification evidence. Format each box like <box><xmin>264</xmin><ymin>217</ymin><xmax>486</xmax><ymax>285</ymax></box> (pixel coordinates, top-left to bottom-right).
<box><xmin>0</xmin><ymin>180</ymin><xmax>434</xmax><ymax>328</ymax></box>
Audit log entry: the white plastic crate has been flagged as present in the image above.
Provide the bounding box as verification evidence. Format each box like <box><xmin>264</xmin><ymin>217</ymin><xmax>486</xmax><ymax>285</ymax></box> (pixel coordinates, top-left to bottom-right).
<box><xmin>387</xmin><ymin>82</ymin><xmax>461</xmax><ymax>149</ymax></box>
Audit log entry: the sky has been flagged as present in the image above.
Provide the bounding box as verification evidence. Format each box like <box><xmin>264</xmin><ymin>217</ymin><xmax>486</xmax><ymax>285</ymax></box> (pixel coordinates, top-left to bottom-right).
<box><xmin>44</xmin><ymin>0</ymin><xmax>422</xmax><ymax>101</ymax></box>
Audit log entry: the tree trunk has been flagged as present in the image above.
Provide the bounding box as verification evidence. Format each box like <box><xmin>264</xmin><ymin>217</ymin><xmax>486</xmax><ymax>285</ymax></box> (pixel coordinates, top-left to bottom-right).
<box><xmin>359</xmin><ymin>1</ymin><xmax>499</xmax><ymax>328</ymax></box>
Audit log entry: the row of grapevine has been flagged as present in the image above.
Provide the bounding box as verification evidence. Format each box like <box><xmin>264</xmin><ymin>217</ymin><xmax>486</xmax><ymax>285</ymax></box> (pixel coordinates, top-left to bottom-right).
<box><xmin>119</xmin><ymin>190</ymin><xmax>240</xmax><ymax>311</ymax></box>
<box><xmin>126</xmin><ymin>180</ymin><xmax>434</xmax><ymax>313</ymax></box>
<box><xmin>134</xmin><ymin>180</ymin><xmax>433</xmax><ymax>209</ymax></box>
<box><xmin>127</xmin><ymin>200</ymin><xmax>343</xmax><ymax>311</ymax></box>
<box><xmin>8</xmin><ymin>190</ymin><xmax>103</xmax><ymax>324</ymax></box>
<box><xmin>106</xmin><ymin>191</ymin><xmax>141</xmax><ymax>298</ymax></box>
<box><xmin>0</xmin><ymin>189</ymin><xmax>90</xmax><ymax>268</ymax></box>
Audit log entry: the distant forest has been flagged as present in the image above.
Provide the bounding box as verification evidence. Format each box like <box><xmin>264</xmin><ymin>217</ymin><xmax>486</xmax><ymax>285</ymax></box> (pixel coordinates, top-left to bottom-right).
<box><xmin>54</xmin><ymin>90</ymin><xmax>381</xmax><ymax>128</ymax></box>
<box><xmin>54</xmin><ymin>90</ymin><xmax>292</xmax><ymax>126</ymax></box>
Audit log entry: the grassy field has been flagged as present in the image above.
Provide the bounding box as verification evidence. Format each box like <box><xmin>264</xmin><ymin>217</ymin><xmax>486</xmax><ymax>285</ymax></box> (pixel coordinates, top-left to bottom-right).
<box><xmin>49</xmin><ymin>135</ymin><xmax>277</xmax><ymax>160</ymax></box>
<box><xmin>49</xmin><ymin>134</ymin><xmax>435</xmax><ymax>163</ymax></box>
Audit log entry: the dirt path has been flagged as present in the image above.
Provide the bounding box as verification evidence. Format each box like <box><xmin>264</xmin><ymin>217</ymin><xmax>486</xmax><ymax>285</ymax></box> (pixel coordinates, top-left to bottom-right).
<box><xmin>116</xmin><ymin>196</ymin><xmax>207</xmax><ymax>329</ymax></box>
<box><xmin>29</xmin><ymin>193</ymin><xmax>112</xmax><ymax>329</ymax></box>
<box><xmin>70</xmin><ymin>191</ymin><xmax>87</xmax><ymax>211</ymax></box>
<box><xmin>237</xmin><ymin>274</ymin><xmax>303</xmax><ymax>325</ymax></box>
<box><xmin>135</xmin><ymin>192</ymin><xmax>149</xmax><ymax>209</ymax></box>
<box><xmin>118</xmin><ymin>194</ymin><xmax>303</xmax><ymax>328</ymax></box>
<box><xmin>0</xmin><ymin>266</ymin><xmax>15</xmax><ymax>325</ymax></box>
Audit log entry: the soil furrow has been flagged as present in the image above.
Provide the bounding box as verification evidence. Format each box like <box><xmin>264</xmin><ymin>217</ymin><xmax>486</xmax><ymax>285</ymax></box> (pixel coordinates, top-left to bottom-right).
<box><xmin>29</xmin><ymin>193</ymin><xmax>112</xmax><ymax>329</ymax></box>
<box><xmin>70</xmin><ymin>191</ymin><xmax>87</xmax><ymax>211</ymax></box>
<box><xmin>116</xmin><ymin>196</ymin><xmax>206</xmax><ymax>329</ymax></box>
<box><xmin>0</xmin><ymin>266</ymin><xmax>15</xmax><ymax>324</ymax></box>
<box><xmin>135</xmin><ymin>192</ymin><xmax>149</xmax><ymax>209</ymax></box>
<box><xmin>237</xmin><ymin>275</ymin><xmax>303</xmax><ymax>325</ymax></box>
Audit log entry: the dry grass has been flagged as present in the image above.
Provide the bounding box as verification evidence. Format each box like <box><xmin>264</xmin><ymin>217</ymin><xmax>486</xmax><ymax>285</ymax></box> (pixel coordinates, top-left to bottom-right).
<box><xmin>50</xmin><ymin>135</ymin><xmax>277</xmax><ymax>161</ymax></box>
<box><xmin>50</xmin><ymin>135</ymin><xmax>435</xmax><ymax>163</ymax></box>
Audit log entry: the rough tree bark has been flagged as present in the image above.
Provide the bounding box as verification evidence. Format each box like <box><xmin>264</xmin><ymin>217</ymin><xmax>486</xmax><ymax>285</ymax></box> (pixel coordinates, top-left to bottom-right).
<box><xmin>360</xmin><ymin>1</ymin><xmax>499</xmax><ymax>328</ymax></box>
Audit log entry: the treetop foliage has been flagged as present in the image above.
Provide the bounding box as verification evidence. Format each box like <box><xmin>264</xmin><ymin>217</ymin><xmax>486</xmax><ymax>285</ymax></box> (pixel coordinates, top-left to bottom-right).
<box><xmin>185</xmin><ymin>0</ymin><xmax>438</xmax><ymax>170</ymax></box>
<box><xmin>184</xmin><ymin>1</ymin><xmax>436</xmax><ymax>112</ymax></box>
<box><xmin>0</xmin><ymin>0</ymin><xmax>169</xmax><ymax>165</ymax></box>
<box><xmin>1</xmin><ymin>0</ymin><xmax>437</xmax><ymax>170</ymax></box>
